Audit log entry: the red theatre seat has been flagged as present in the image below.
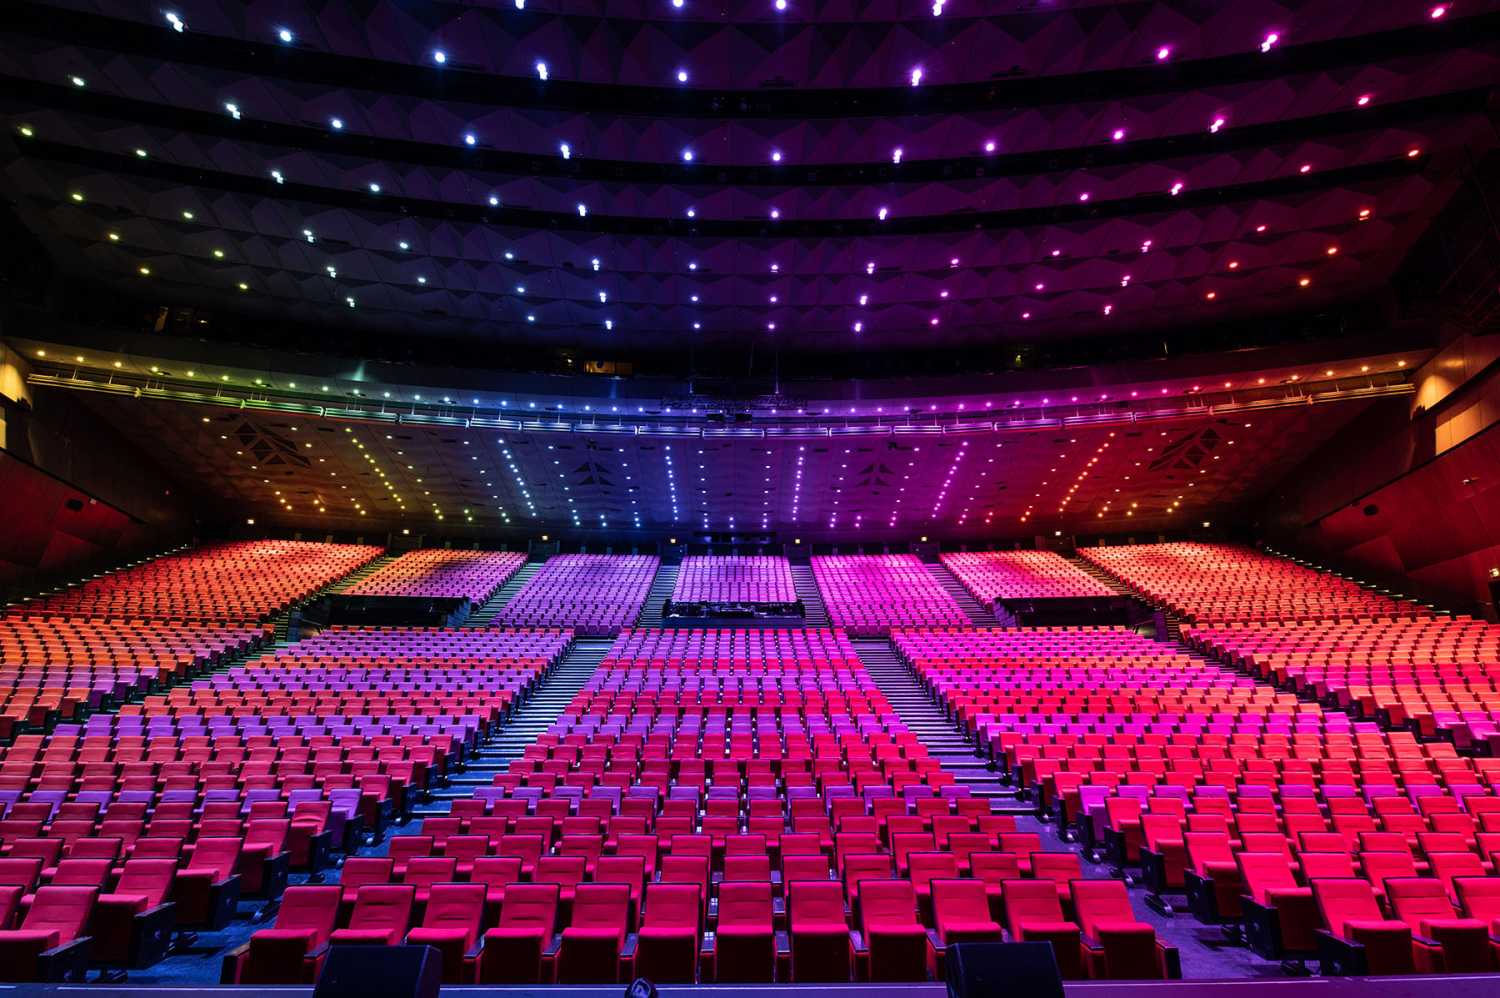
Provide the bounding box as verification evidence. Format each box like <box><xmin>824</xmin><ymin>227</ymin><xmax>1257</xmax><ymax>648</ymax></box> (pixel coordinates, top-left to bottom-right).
<box><xmin>0</xmin><ymin>885</ymin><xmax>97</xmax><ymax>982</ymax></box>
<box><xmin>478</xmin><ymin>883</ymin><xmax>561</xmax><ymax>984</ymax></box>
<box><xmin>405</xmin><ymin>883</ymin><xmax>485</xmax><ymax>984</ymax></box>
<box><xmin>1312</xmin><ymin>878</ymin><xmax>1415</xmax><ymax>976</ymax></box>
<box><xmin>713</xmin><ymin>881</ymin><xmax>775</xmax><ymax>982</ymax></box>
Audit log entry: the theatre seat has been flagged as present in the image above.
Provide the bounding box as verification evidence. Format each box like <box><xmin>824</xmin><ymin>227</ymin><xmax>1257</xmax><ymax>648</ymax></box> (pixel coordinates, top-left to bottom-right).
<box><xmin>228</xmin><ymin>885</ymin><xmax>341</xmax><ymax>985</ymax></box>
<box><xmin>855</xmin><ymin>879</ymin><xmax>927</xmax><ymax>982</ymax></box>
<box><xmin>1072</xmin><ymin>879</ymin><xmax>1179</xmax><ymax>979</ymax></box>
<box><xmin>89</xmin><ymin>859</ymin><xmax>177</xmax><ymax>968</ymax></box>
<box><xmin>714</xmin><ymin>881</ymin><xmax>775</xmax><ymax>982</ymax></box>
<box><xmin>1386</xmin><ymin>878</ymin><xmax>1491</xmax><ymax>973</ymax></box>
<box><xmin>0</xmin><ymin>885</ymin><xmax>97</xmax><ymax>982</ymax></box>
<box><xmin>1312</xmin><ymin>878</ymin><xmax>1414</xmax><ymax>976</ymax></box>
<box><xmin>634</xmin><ymin>882</ymin><xmax>701</xmax><ymax>983</ymax></box>
<box><xmin>1239</xmin><ymin>852</ymin><xmax>1320</xmax><ymax>962</ymax></box>
<box><xmin>1182</xmin><ymin>832</ymin><xmax>1243</xmax><ymax>923</ymax></box>
<box><xmin>788</xmin><ymin>879</ymin><xmax>852</xmax><ymax>982</ymax></box>
<box><xmin>174</xmin><ymin>836</ymin><xmax>242</xmax><ymax>930</ymax></box>
<box><xmin>405</xmin><ymin>883</ymin><xmax>485</xmax><ymax>983</ymax></box>
<box><xmin>556</xmin><ymin>882</ymin><xmax>630</xmax><ymax>984</ymax></box>
<box><xmin>478</xmin><ymin>883</ymin><xmax>560</xmax><ymax>984</ymax></box>
<box><xmin>331</xmin><ymin>885</ymin><xmax>416</xmax><ymax>947</ymax></box>
<box><xmin>1001</xmin><ymin>879</ymin><xmax>1082</xmax><ymax>979</ymax></box>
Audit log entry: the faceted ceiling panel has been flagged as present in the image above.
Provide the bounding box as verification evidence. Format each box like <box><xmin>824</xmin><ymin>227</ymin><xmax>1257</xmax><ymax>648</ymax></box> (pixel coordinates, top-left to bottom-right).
<box><xmin>0</xmin><ymin>1</ymin><xmax>1495</xmax><ymax>354</ymax></box>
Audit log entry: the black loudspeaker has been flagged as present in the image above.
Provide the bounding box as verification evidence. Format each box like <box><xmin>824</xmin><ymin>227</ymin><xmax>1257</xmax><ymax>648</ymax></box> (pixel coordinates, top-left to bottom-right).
<box><xmin>946</xmin><ymin>942</ymin><xmax>1065</xmax><ymax>998</ymax></box>
<box><xmin>313</xmin><ymin>945</ymin><xmax>440</xmax><ymax>998</ymax></box>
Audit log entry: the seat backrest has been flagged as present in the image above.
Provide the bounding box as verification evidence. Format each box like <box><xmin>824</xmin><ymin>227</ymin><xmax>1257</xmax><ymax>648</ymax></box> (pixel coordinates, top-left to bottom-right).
<box><xmin>535</xmin><ymin>855</ymin><xmax>587</xmax><ymax>888</ymax></box>
<box><xmin>112</xmin><ymin>859</ymin><xmax>178</xmax><ymax>908</ymax></box>
<box><xmin>932</xmin><ymin>878</ymin><xmax>991</xmax><ymax>926</ymax></box>
<box><xmin>1237</xmin><ymin>852</ymin><xmax>1298</xmax><ymax>904</ymax></box>
<box><xmin>445</xmin><ymin>835</ymin><xmax>489</xmax><ymax>861</ymax></box>
<box><xmin>499</xmin><ymin>883</ymin><xmax>560</xmax><ymax>930</ymax></box>
<box><xmin>0</xmin><ymin>857</ymin><xmax>42</xmax><ymax>889</ymax></box>
<box><xmin>568</xmin><ymin>883</ymin><xmax>629</xmax><ymax>938</ymax></box>
<box><xmin>246</xmin><ymin>819</ymin><xmax>290</xmax><ymax>851</ymax></box>
<box><xmin>1071</xmin><ymin>879</ymin><xmax>1137</xmax><ymax>937</ymax></box>
<box><xmin>717</xmin><ymin>881</ymin><xmax>772</xmax><ymax>929</ymax></box>
<box><xmin>339</xmin><ymin>857</ymin><xmax>395</xmax><ymax>894</ymax></box>
<box><xmin>1002</xmin><ymin>879</ymin><xmax>1065</xmax><ymax>932</ymax></box>
<box><xmin>1312</xmin><ymin>879</ymin><xmax>1384</xmax><ymax>938</ymax></box>
<box><xmin>389</xmin><ymin>836</ymin><xmax>435</xmax><ymax>862</ymax></box>
<box><xmin>722</xmin><ymin>854</ymin><xmax>771</xmax><ymax>882</ymax></box>
<box><xmin>1362</xmin><ymin>850</ymin><xmax>1418</xmax><ymax>889</ymax></box>
<box><xmin>782</xmin><ymin>853</ymin><xmax>831</xmax><ymax>883</ymax></box>
<box><xmin>420</xmin><ymin>884</ymin><xmax>485</xmax><ymax>950</ymax></box>
<box><xmin>594</xmin><ymin>855</ymin><xmax>646</xmax><ymax>892</ymax></box>
<box><xmin>20</xmin><ymin>886</ymin><xmax>99</xmax><ymax>944</ymax></box>
<box><xmin>859</xmin><ymin>880</ymin><xmax>918</xmax><ymax>931</ymax></box>
<box><xmin>349</xmin><ymin>885</ymin><xmax>417</xmax><ymax>935</ymax></box>
<box><xmin>403</xmin><ymin>856</ymin><xmax>458</xmax><ymax>886</ymax></box>
<box><xmin>1386</xmin><ymin>877</ymin><xmax>1458</xmax><ymax>931</ymax></box>
<box><xmin>188</xmin><ymin>837</ymin><xmax>243</xmax><ymax>876</ymax></box>
<box><xmin>51</xmin><ymin>858</ymin><xmax>114</xmax><ymax>886</ymax></box>
<box><xmin>470</xmin><ymin>856</ymin><xmax>524</xmax><ymax>890</ymax></box>
<box><xmin>843</xmin><ymin>853</ymin><xmax>892</xmax><ymax>897</ymax></box>
<box><xmin>969</xmin><ymin>852</ymin><xmax>1021</xmax><ymax>884</ymax></box>
<box><xmin>1300</xmin><ymin>852</ymin><xmax>1357</xmax><ymax>880</ymax></box>
<box><xmin>642</xmin><ymin>882</ymin><xmax>700</xmax><ymax>930</ymax></box>
<box><xmin>1030</xmin><ymin>852</ymin><xmax>1082</xmax><ymax>882</ymax></box>
<box><xmin>1184</xmin><ymin>833</ymin><xmax>1233</xmax><ymax>870</ymax></box>
<box><xmin>790</xmin><ymin>880</ymin><xmax>847</xmax><ymax>930</ymax></box>
<box><xmin>1456</xmin><ymin>876</ymin><xmax>1500</xmax><ymax>920</ymax></box>
<box><xmin>906</xmin><ymin>851</ymin><xmax>959</xmax><ymax>886</ymax></box>
<box><xmin>273</xmin><ymin>885</ymin><xmax>341</xmax><ymax>946</ymax></box>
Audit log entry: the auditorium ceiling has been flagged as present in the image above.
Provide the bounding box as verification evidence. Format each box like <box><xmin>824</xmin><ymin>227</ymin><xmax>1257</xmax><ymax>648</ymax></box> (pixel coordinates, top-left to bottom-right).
<box><xmin>1</xmin><ymin>1</ymin><xmax>1495</xmax><ymax>363</ymax></box>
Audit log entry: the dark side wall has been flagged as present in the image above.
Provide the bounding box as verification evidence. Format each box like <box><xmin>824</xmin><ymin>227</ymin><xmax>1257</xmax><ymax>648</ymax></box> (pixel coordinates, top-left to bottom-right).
<box><xmin>0</xmin><ymin>342</ymin><xmax>194</xmax><ymax>599</ymax></box>
<box><xmin>1261</xmin><ymin>331</ymin><xmax>1500</xmax><ymax>618</ymax></box>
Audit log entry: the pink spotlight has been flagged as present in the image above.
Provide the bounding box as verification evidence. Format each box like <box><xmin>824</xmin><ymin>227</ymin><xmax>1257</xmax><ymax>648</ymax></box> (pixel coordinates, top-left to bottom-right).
<box><xmin>1111</xmin><ymin>128</ymin><xmax>1126</xmax><ymax>142</ymax></box>
<box><xmin>1156</xmin><ymin>46</ymin><xmax>1171</xmax><ymax>61</ymax></box>
<box><xmin>1356</xmin><ymin>94</ymin><xmax>1372</xmax><ymax>106</ymax></box>
<box><xmin>1430</xmin><ymin>4</ymin><xmax>1448</xmax><ymax>18</ymax></box>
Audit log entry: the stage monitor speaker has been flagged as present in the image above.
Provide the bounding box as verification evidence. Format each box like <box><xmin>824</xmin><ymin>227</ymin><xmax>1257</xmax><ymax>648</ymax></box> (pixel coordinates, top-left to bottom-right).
<box><xmin>313</xmin><ymin>945</ymin><xmax>440</xmax><ymax>998</ymax></box>
<box><xmin>945</xmin><ymin>942</ymin><xmax>1064</xmax><ymax>998</ymax></box>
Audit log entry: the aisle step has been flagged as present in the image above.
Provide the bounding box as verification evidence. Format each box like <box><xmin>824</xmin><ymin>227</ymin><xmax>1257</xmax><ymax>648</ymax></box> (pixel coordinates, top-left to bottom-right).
<box><xmin>923</xmin><ymin>562</ymin><xmax>1000</xmax><ymax>626</ymax></box>
<box><xmin>635</xmin><ymin>564</ymin><xmax>679</xmax><ymax>628</ymax></box>
<box><xmin>788</xmin><ymin>564</ymin><xmax>830</xmax><ymax>628</ymax></box>
<box><xmin>853</xmin><ymin>638</ymin><xmax>1031</xmax><ymax>814</ymax></box>
<box><xmin>464</xmin><ymin>559</ymin><xmax>544</xmax><ymax>627</ymax></box>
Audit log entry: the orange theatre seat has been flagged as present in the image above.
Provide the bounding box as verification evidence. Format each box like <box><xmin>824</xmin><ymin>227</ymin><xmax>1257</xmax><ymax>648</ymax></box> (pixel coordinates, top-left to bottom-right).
<box><xmin>0</xmin><ymin>885</ymin><xmax>97</xmax><ymax>982</ymax></box>
<box><xmin>1072</xmin><ymin>879</ymin><xmax>1181</xmax><ymax>979</ymax></box>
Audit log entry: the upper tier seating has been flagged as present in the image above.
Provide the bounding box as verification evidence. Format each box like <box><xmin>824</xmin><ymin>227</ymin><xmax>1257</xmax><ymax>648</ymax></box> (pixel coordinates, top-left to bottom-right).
<box><xmin>941</xmin><ymin>551</ymin><xmax>1115</xmax><ymax>604</ymax></box>
<box><xmin>498</xmin><ymin>555</ymin><xmax>660</xmax><ymax>636</ymax></box>
<box><xmin>6</xmin><ymin>541</ymin><xmax>381</xmax><ymax>624</ymax></box>
<box><xmin>813</xmin><ymin>556</ymin><xmax>968</xmax><ymax>635</ymax></box>
<box><xmin>672</xmin><ymin>557</ymin><xmax>795</xmax><ymax>605</ymax></box>
<box><xmin>342</xmin><ymin>550</ymin><xmax>525</xmax><ymax>602</ymax></box>
<box><xmin>1075</xmin><ymin>543</ymin><xmax>1426</xmax><ymax>624</ymax></box>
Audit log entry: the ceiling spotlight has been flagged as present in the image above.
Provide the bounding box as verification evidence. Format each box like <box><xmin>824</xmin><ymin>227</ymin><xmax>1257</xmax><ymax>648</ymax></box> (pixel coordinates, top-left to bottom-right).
<box><xmin>770</xmin><ymin>150</ymin><xmax>782</xmax><ymax>162</ymax></box>
<box><xmin>909</xmin><ymin>66</ymin><xmax>923</xmax><ymax>86</ymax></box>
<box><xmin>682</xmin><ymin>148</ymin><xmax>694</xmax><ymax>162</ymax></box>
<box><xmin>892</xmin><ymin>147</ymin><xmax>903</xmax><ymax>164</ymax></box>
<box><xmin>605</xmin><ymin>319</ymin><xmax>614</xmax><ymax>330</ymax></box>
<box><xmin>770</xmin><ymin>208</ymin><xmax>780</xmax><ymax>220</ymax></box>
<box><xmin>134</xmin><ymin>147</ymin><xmax>148</xmax><ymax>158</ymax></box>
<box><xmin>853</xmin><ymin>321</ymin><xmax>863</xmax><ymax>333</ymax></box>
<box><xmin>70</xmin><ymin>75</ymin><xmax>86</xmax><ymax>88</ymax></box>
<box><xmin>1078</xmin><ymin>192</ymin><xmax>1091</xmax><ymax>202</ymax></box>
<box><xmin>591</xmin><ymin>257</ymin><xmax>600</xmax><ymax>271</ymax></box>
<box><xmin>367</xmin><ymin>181</ymin><xmax>381</xmax><ymax>193</ymax></box>
<box><xmin>1169</xmin><ymin>181</ymin><xmax>1184</xmax><ymax>195</ymax></box>
<box><xmin>1111</xmin><ymin>128</ymin><xmax>1125</xmax><ymax>142</ymax></box>
<box><xmin>225</xmin><ymin>101</ymin><xmax>241</xmax><ymax>119</ymax></box>
<box><xmin>463</xmin><ymin>132</ymin><xmax>477</xmax><ymax>146</ymax></box>
<box><xmin>1430</xmin><ymin>4</ymin><xmax>1448</xmax><ymax>18</ymax></box>
<box><xmin>271</xmin><ymin>169</ymin><xmax>284</xmax><ymax>183</ymax></box>
<box><xmin>775</xmin><ymin>0</ymin><xmax>787</xmax><ymax>9</ymax></box>
<box><xmin>277</xmin><ymin>28</ymin><xmax>294</xmax><ymax>43</ymax></box>
<box><xmin>673</xmin><ymin>0</ymin><xmax>684</xmax><ymax>7</ymax></box>
<box><xmin>686</xmin><ymin>207</ymin><xmax>696</xmax><ymax>218</ymax></box>
<box><xmin>1209</xmin><ymin>116</ymin><xmax>1226</xmax><ymax>133</ymax></box>
<box><xmin>560</xmin><ymin>142</ymin><xmax>571</xmax><ymax>159</ymax></box>
<box><xmin>877</xmin><ymin>206</ymin><xmax>889</xmax><ymax>221</ymax></box>
<box><xmin>676</xmin><ymin>68</ymin><xmax>688</xmax><ymax>83</ymax></box>
<box><xmin>329</xmin><ymin>117</ymin><xmax>343</xmax><ymax>130</ymax></box>
<box><xmin>1356</xmin><ymin>93</ymin><xmax>1372</xmax><ymax>107</ymax></box>
<box><xmin>433</xmin><ymin>49</ymin><xmax>447</xmax><ymax>64</ymax></box>
<box><xmin>1156</xmin><ymin>45</ymin><xmax>1171</xmax><ymax>61</ymax></box>
<box><xmin>534</xmin><ymin>61</ymin><xmax>548</xmax><ymax>80</ymax></box>
<box><xmin>488</xmin><ymin>195</ymin><xmax>500</xmax><ymax>206</ymax></box>
<box><xmin>1260</xmin><ymin>32</ymin><xmax>1280</xmax><ymax>53</ymax></box>
<box><xmin>576</xmin><ymin>202</ymin><xmax>587</xmax><ymax>216</ymax></box>
<box><xmin>164</xmin><ymin>12</ymin><xmax>184</xmax><ymax>31</ymax></box>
